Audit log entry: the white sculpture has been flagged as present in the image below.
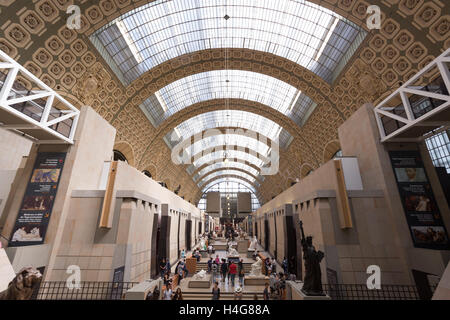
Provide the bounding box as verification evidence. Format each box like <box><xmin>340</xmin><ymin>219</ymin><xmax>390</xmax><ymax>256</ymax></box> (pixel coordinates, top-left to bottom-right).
<box><xmin>249</xmin><ymin>257</ymin><xmax>263</xmax><ymax>277</ymax></box>
<box><xmin>228</xmin><ymin>246</ymin><xmax>239</xmax><ymax>256</ymax></box>
<box><xmin>249</xmin><ymin>236</ymin><xmax>258</xmax><ymax>250</ymax></box>
<box><xmin>200</xmin><ymin>238</ymin><xmax>206</xmax><ymax>250</ymax></box>
<box><xmin>194</xmin><ymin>269</ymin><xmax>207</xmax><ymax>280</ymax></box>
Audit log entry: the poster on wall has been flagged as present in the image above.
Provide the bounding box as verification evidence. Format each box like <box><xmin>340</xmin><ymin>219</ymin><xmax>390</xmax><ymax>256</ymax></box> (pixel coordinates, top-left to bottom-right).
<box><xmin>9</xmin><ymin>152</ymin><xmax>66</xmax><ymax>247</ymax></box>
<box><xmin>389</xmin><ymin>150</ymin><xmax>450</xmax><ymax>250</ymax></box>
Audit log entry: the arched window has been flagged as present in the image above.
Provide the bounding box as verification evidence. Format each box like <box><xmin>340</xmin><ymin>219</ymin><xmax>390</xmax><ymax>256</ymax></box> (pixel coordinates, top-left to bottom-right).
<box><xmin>142</xmin><ymin>170</ymin><xmax>152</xmax><ymax>178</ymax></box>
<box><xmin>113</xmin><ymin>150</ymin><xmax>128</xmax><ymax>163</ymax></box>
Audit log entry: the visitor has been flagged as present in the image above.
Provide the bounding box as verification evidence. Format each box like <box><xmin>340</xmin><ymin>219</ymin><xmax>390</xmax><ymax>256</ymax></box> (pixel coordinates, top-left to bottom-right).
<box><xmin>151</xmin><ymin>287</ymin><xmax>160</xmax><ymax>300</ymax></box>
<box><xmin>212</xmin><ymin>281</ymin><xmax>220</xmax><ymax>300</ymax></box>
<box><xmin>234</xmin><ymin>286</ymin><xmax>243</xmax><ymax>300</ymax></box>
<box><xmin>211</xmin><ymin>261</ymin><xmax>218</xmax><ymax>283</ymax></box>
<box><xmin>182</xmin><ymin>259</ymin><xmax>189</xmax><ymax>278</ymax></box>
<box><xmin>263</xmin><ymin>282</ymin><xmax>270</xmax><ymax>300</ymax></box>
<box><xmin>220</xmin><ymin>258</ymin><xmax>228</xmax><ymax>283</ymax></box>
<box><xmin>159</xmin><ymin>258</ymin><xmax>166</xmax><ymax>279</ymax></box>
<box><xmin>279</xmin><ymin>273</ymin><xmax>286</xmax><ymax>300</ymax></box>
<box><xmin>177</xmin><ymin>261</ymin><xmax>185</xmax><ymax>280</ymax></box>
<box><xmin>229</xmin><ymin>260</ymin><xmax>237</xmax><ymax>287</ymax></box>
<box><xmin>282</xmin><ymin>257</ymin><xmax>288</xmax><ymax>275</ymax></box>
<box><xmin>208</xmin><ymin>244</ymin><xmax>214</xmax><ymax>256</ymax></box>
<box><xmin>165</xmin><ymin>259</ymin><xmax>171</xmax><ymax>276</ymax></box>
<box><xmin>214</xmin><ymin>254</ymin><xmax>220</xmax><ymax>265</ymax></box>
<box><xmin>271</xmin><ymin>260</ymin><xmax>277</xmax><ymax>274</ymax></box>
<box><xmin>265</xmin><ymin>258</ymin><xmax>272</xmax><ymax>276</ymax></box>
<box><xmin>163</xmin><ymin>283</ymin><xmax>173</xmax><ymax>300</ymax></box>
<box><xmin>238</xmin><ymin>259</ymin><xmax>245</xmax><ymax>286</ymax></box>
<box><xmin>163</xmin><ymin>271</ymin><xmax>172</xmax><ymax>288</ymax></box>
<box><xmin>172</xmin><ymin>288</ymin><xmax>183</xmax><ymax>300</ymax></box>
<box><xmin>207</xmin><ymin>257</ymin><xmax>213</xmax><ymax>273</ymax></box>
<box><xmin>269</xmin><ymin>272</ymin><xmax>276</xmax><ymax>294</ymax></box>
<box><xmin>181</xmin><ymin>249</ymin><xmax>186</xmax><ymax>259</ymax></box>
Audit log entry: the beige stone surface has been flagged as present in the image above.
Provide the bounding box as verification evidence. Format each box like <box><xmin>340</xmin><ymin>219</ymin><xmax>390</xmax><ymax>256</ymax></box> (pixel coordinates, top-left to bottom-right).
<box><xmin>0</xmin><ymin>249</ymin><xmax>16</xmax><ymax>292</ymax></box>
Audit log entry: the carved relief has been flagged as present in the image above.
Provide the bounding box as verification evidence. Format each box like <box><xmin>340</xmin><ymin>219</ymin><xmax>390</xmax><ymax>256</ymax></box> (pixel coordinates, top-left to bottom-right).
<box><xmin>74</xmin><ymin>64</ymin><xmax>105</xmax><ymax>105</ymax></box>
<box><xmin>346</xmin><ymin>59</ymin><xmax>385</xmax><ymax>99</ymax></box>
<box><xmin>20</xmin><ymin>10</ymin><xmax>45</xmax><ymax>34</ymax></box>
<box><xmin>4</xmin><ymin>24</ymin><xmax>31</xmax><ymax>48</ymax></box>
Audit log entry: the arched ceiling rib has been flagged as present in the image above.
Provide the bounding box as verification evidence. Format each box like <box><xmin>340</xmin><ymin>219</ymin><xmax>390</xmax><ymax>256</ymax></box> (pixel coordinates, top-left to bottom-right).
<box><xmin>139</xmin><ymin>70</ymin><xmax>315</xmax><ymax>128</ymax></box>
<box><xmin>91</xmin><ymin>0</ymin><xmax>366</xmax><ymax>86</ymax></box>
<box><xmin>194</xmin><ymin>162</ymin><xmax>261</xmax><ymax>183</ymax></box>
<box><xmin>191</xmin><ymin>158</ymin><xmax>262</xmax><ymax>177</ymax></box>
<box><xmin>198</xmin><ymin>168</ymin><xmax>260</xmax><ymax>188</ymax></box>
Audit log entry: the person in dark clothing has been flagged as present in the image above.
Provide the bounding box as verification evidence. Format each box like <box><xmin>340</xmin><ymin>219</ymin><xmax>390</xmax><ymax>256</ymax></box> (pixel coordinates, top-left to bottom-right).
<box><xmin>263</xmin><ymin>282</ymin><xmax>270</xmax><ymax>300</ymax></box>
<box><xmin>238</xmin><ymin>259</ymin><xmax>245</xmax><ymax>286</ymax></box>
<box><xmin>282</xmin><ymin>257</ymin><xmax>288</xmax><ymax>275</ymax></box>
<box><xmin>212</xmin><ymin>282</ymin><xmax>220</xmax><ymax>300</ymax></box>
<box><xmin>160</xmin><ymin>258</ymin><xmax>166</xmax><ymax>279</ymax></box>
<box><xmin>220</xmin><ymin>259</ymin><xmax>228</xmax><ymax>283</ymax></box>
<box><xmin>172</xmin><ymin>288</ymin><xmax>183</xmax><ymax>300</ymax></box>
<box><xmin>208</xmin><ymin>257</ymin><xmax>213</xmax><ymax>273</ymax></box>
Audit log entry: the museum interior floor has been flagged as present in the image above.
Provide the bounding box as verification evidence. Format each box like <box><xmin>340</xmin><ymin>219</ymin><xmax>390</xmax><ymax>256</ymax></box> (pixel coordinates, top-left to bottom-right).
<box><xmin>169</xmin><ymin>239</ymin><xmax>283</xmax><ymax>300</ymax></box>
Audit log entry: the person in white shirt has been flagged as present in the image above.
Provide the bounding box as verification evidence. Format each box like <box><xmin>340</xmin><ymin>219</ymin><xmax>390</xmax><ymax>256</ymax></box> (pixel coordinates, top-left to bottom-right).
<box><xmin>163</xmin><ymin>284</ymin><xmax>173</xmax><ymax>300</ymax></box>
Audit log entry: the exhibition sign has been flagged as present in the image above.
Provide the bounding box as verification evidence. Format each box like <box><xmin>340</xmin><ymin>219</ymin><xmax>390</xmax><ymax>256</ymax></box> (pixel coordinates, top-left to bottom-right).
<box><xmin>9</xmin><ymin>152</ymin><xmax>66</xmax><ymax>247</ymax></box>
<box><xmin>389</xmin><ymin>150</ymin><xmax>450</xmax><ymax>250</ymax></box>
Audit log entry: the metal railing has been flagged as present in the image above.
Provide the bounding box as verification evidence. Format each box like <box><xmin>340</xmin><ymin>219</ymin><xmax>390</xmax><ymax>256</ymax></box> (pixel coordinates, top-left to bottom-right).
<box><xmin>33</xmin><ymin>281</ymin><xmax>138</xmax><ymax>300</ymax></box>
<box><xmin>323</xmin><ymin>283</ymin><xmax>436</xmax><ymax>300</ymax></box>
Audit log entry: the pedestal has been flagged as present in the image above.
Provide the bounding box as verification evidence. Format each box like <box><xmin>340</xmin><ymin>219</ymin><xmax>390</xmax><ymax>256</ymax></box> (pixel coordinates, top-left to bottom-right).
<box><xmin>247</xmin><ymin>249</ymin><xmax>256</xmax><ymax>258</ymax></box>
<box><xmin>244</xmin><ymin>276</ymin><xmax>269</xmax><ymax>286</ymax></box>
<box><xmin>188</xmin><ymin>274</ymin><xmax>212</xmax><ymax>288</ymax></box>
<box><xmin>200</xmin><ymin>250</ymin><xmax>208</xmax><ymax>258</ymax></box>
<box><xmin>227</xmin><ymin>256</ymin><xmax>240</xmax><ymax>264</ymax></box>
<box><xmin>287</xmin><ymin>281</ymin><xmax>331</xmax><ymax>300</ymax></box>
<box><xmin>237</xmin><ymin>240</ymin><xmax>248</xmax><ymax>253</ymax></box>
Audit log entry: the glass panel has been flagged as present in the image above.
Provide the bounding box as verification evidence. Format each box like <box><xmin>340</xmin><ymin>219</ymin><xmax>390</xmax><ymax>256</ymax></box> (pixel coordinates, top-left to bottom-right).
<box><xmin>165</xmin><ymin>110</ymin><xmax>290</xmax><ymax>149</ymax></box>
<box><xmin>140</xmin><ymin>70</ymin><xmax>314</xmax><ymax>127</ymax></box>
<box><xmin>198</xmin><ymin>169</ymin><xmax>257</xmax><ymax>186</ymax></box>
<box><xmin>195</xmin><ymin>162</ymin><xmax>260</xmax><ymax>181</ymax></box>
<box><xmin>91</xmin><ymin>0</ymin><xmax>365</xmax><ymax>85</ymax></box>
<box><xmin>193</xmin><ymin>149</ymin><xmax>265</xmax><ymax>169</ymax></box>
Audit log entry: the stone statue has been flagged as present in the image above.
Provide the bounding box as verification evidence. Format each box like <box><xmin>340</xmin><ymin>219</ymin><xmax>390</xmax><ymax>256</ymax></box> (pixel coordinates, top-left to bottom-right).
<box><xmin>0</xmin><ymin>267</ymin><xmax>42</xmax><ymax>300</ymax></box>
<box><xmin>194</xmin><ymin>269</ymin><xmax>207</xmax><ymax>280</ymax></box>
<box><xmin>200</xmin><ymin>238</ymin><xmax>206</xmax><ymax>250</ymax></box>
<box><xmin>249</xmin><ymin>236</ymin><xmax>258</xmax><ymax>250</ymax></box>
<box><xmin>299</xmin><ymin>221</ymin><xmax>325</xmax><ymax>296</ymax></box>
<box><xmin>227</xmin><ymin>246</ymin><xmax>239</xmax><ymax>256</ymax></box>
<box><xmin>249</xmin><ymin>257</ymin><xmax>263</xmax><ymax>277</ymax></box>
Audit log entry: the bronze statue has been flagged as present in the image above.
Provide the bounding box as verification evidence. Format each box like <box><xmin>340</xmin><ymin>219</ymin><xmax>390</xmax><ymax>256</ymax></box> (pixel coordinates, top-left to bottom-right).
<box><xmin>299</xmin><ymin>221</ymin><xmax>325</xmax><ymax>296</ymax></box>
<box><xmin>0</xmin><ymin>267</ymin><xmax>42</xmax><ymax>300</ymax></box>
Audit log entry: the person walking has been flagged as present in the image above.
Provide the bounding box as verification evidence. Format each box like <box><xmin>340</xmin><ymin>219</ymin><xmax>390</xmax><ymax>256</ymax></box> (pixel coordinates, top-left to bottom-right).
<box><xmin>282</xmin><ymin>257</ymin><xmax>288</xmax><ymax>275</ymax></box>
<box><xmin>160</xmin><ymin>258</ymin><xmax>166</xmax><ymax>279</ymax></box>
<box><xmin>263</xmin><ymin>282</ymin><xmax>270</xmax><ymax>300</ymax></box>
<box><xmin>228</xmin><ymin>260</ymin><xmax>237</xmax><ymax>287</ymax></box>
<box><xmin>220</xmin><ymin>258</ymin><xmax>228</xmax><ymax>283</ymax></box>
<box><xmin>207</xmin><ymin>257</ymin><xmax>213</xmax><ymax>273</ymax></box>
<box><xmin>212</xmin><ymin>281</ymin><xmax>221</xmax><ymax>300</ymax></box>
<box><xmin>163</xmin><ymin>283</ymin><xmax>173</xmax><ymax>300</ymax></box>
<box><xmin>238</xmin><ymin>259</ymin><xmax>245</xmax><ymax>286</ymax></box>
<box><xmin>211</xmin><ymin>261</ymin><xmax>218</xmax><ymax>283</ymax></box>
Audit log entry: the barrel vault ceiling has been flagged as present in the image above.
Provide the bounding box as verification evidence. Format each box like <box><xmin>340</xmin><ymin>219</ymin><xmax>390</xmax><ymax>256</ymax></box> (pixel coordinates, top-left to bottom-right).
<box><xmin>0</xmin><ymin>0</ymin><xmax>448</xmax><ymax>205</ymax></box>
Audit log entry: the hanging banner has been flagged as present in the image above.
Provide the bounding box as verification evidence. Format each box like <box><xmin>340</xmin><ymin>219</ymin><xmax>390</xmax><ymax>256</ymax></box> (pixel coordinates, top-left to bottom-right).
<box><xmin>9</xmin><ymin>152</ymin><xmax>66</xmax><ymax>247</ymax></box>
<box><xmin>389</xmin><ymin>150</ymin><xmax>450</xmax><ymax>250</ymax></box>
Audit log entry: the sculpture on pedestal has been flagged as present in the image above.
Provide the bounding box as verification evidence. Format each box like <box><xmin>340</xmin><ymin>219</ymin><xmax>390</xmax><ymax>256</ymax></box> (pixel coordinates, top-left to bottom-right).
<box><xmin>227</xmin><ymin>246</ymin><xmax>239</xmax><ymax>257</ymax></box>
<box><xmin>249</xmin><ymin>257</ymin><xmax>263</xmax><ymax>277</ymax></box>
<box><xmin>299</xmin><ymin>221</ymin><xmax>325</xmax><ymax>296</ymax></box>
<box><xmin>193</xmin><ymin>269</ymin><xmax>207</xmax><ymax>280</ymax></box>
<box><xmin>249</xmin><ymin>236</ymin><xmax>258</xmax><ymax>250</ymax></box>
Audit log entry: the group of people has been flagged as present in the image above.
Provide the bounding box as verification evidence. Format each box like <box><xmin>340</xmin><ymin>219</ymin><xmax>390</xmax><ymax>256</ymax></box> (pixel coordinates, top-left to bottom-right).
<box><xmin>207</xmin><ymin>256</ymin><xmax>246</xmax><ymax>287</ymax></box>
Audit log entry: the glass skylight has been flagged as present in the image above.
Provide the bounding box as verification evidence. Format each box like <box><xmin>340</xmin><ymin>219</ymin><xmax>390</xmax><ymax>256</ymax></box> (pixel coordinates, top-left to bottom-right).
<box><xmin>91</xmin><ymin>0</ymin><xmax>366</xmax><ymax>86</ymax></box>
<box><xmin>140</xmin><ymin>70</ymin><xmax>315</xmax><ymax>127</ymax></box>
<box><xmin>186</xmin><ymin>133</ymin><xmax>270</xmax><ymax>160</ymax></box>
<box><xmin>198</xmin><ymin>169</ymin><xmax>258</xmax><ymax>187</ymax></box>
<box><xmin>195</xmin><ymin>162</ymin><xmax>260</xmax><ymax>182</ymax></box>
<box><xmin>165</xmin><ymin>110</ymin><xmax>291</xmax><ymax>149</ymax></box>
<box><xmin>193</xmin><ymin>149</ymin><xmax>265</xmax><ymax>170</ymax></box>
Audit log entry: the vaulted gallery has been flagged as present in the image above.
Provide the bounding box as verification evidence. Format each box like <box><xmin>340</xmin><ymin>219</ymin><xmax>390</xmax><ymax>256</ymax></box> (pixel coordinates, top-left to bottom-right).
<box><xmin>0</xmin><ymin>0</ymin><xmax>449</xmax><ymax>302</ymax></box>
